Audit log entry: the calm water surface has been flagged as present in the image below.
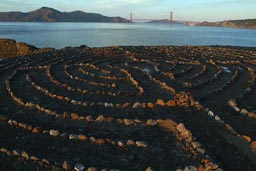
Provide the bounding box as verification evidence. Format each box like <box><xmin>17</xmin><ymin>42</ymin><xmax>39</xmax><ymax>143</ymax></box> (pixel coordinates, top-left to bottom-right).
<box><xmin>0</xmin><ymin>22</ymin><xmax>255</xmax><ymax>49</ymax></box>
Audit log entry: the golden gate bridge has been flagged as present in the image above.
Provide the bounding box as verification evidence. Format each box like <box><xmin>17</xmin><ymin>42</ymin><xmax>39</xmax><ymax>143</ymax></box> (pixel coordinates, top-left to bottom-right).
<box><xmin>129</xmin><ymin>11</ymin><xmax>175</xmax><ymax>24</ymax></box>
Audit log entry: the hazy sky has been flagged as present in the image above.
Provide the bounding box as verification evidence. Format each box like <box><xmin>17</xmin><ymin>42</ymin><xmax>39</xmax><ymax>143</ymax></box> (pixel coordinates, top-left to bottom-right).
<box><xmin>1</xmin><ymin>0</ymin><xmax>255</xmax><ymax>21</ymax></box>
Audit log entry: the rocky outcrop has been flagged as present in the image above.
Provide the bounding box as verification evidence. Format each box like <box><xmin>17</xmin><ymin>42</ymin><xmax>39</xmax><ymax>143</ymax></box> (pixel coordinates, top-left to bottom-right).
<box><xmin>0</xmin><ymin>39</ymin><xmax>53</xmax><ymax>58</ymax></box>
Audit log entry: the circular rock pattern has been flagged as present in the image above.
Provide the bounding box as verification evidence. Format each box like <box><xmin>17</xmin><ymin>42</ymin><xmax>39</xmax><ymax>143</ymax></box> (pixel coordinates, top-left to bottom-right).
<box><xmin>0</xmin><ymin>46</ymin><xmax>256</xmax><ymax>170</ymax></box>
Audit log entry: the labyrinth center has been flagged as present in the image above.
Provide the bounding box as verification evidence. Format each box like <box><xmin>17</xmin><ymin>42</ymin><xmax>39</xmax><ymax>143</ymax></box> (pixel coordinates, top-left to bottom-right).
<box><xmin>0</xmin><ymin>46</ymin><xmax>256</xmax><ymax>171</ymax></box>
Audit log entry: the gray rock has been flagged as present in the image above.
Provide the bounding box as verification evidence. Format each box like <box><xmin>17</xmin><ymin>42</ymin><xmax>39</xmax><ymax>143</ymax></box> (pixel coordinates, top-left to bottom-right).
<box><xmin>234</xmin><ymin>106</ymin><xmax>240</xmax><ymax>112</ymax></box>
<box><xmin>208</xmin><ymin>111</ymin><xmax>214</xmax><ymax>117</ymax></box>
<box><xmin>74</xmin><ymin>163</ymin><xmax>85</xmax><ymax>171</ymax></box>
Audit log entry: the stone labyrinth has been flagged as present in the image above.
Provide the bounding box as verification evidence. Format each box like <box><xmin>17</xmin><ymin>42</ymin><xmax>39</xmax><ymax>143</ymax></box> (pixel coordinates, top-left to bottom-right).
<box><xmin>0</xmin><ymin>46</ymin><xmax>256</xmax><ymax>171</ymax></box>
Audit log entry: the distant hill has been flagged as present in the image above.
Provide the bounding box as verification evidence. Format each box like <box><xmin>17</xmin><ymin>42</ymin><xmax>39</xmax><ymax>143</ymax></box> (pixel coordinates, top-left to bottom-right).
<box><xmin>147</xmin><ymin>19</ymin><xmax>183</xmax><ymax>24</ymax></box>
<box><xmin>195</xmin><ymin>19</ymin><xmax>256</xmax><ymax>29</ymax></box>
<box><xmin>0</xmin><ymin>7</ymin><xmax>130</xmax><ymax>23</ymax></box>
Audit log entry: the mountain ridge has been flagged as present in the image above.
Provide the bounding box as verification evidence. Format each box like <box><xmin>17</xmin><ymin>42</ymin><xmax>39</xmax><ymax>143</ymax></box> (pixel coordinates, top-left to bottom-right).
<box><xmin>0</xmin><ymin>7</ymin><xmax>130</xmax><ymax>23</ymax></box>
<box><xmin>195</xmin><ymin>18</ymin><xmax>256</xmax><ymax>29</ymax></box>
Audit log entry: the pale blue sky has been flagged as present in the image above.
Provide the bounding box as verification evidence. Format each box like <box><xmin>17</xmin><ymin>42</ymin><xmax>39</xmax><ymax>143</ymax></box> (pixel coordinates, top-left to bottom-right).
<box><xmin>1</xmin><ymin>0</ymin><xmax>255</xmax><ymax>21</ymax></box>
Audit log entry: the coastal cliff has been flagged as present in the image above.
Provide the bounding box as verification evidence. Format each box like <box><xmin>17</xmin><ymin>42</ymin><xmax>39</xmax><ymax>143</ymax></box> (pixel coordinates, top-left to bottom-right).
<box><xmin>0</xmin><ymin>39</ymin><xmax>53</xmax><ymax>58</ymax></box>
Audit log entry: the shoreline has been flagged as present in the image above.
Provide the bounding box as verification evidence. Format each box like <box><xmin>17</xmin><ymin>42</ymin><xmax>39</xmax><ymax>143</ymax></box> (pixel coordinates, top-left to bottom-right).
<box><xmin>0</xmin><ymin>38</ymin><xmax>255</xmax><ymax>59</ymax></box>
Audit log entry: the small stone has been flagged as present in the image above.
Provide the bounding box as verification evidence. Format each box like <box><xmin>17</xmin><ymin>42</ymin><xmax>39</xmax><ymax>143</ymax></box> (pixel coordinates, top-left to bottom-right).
<box><xmin>78</xmin><ymin>134</ymin><xmax>87</xmax><ymax>141</ymax></box>
<box><xmin>21</xmin><ymin>151</ymin><xmax>29</xmax><ymax>160</ymax></box>
<box><xmin>12</xmin><ymin>149</ymin><xmax>21</xmax><ymax>156</ymax></box>
<box><xmin>156</xmin><ymin>99</ymin><xmax>165</xmax><ymax>106</ymax></box>
<box><xmin>42</xmin><ymin>130</ymin><xmax>48</xmax><ymax>134</ymax></box>
<box><xmin>117</xmin><ymin>141</ymin><xmax>125</xmax><ymax>147</ymax></box>
<box><xmin>145</xmin><ymin>166</ymin><xmax>154</xmax><ymax>171</ymax></box>
<box><xmin>42</xmin><ymin>158</ymin><xmax>50</xmax><ymax>165</ymax></box>
<box><xmin>214</xmin><ymin>116</ymin><xmax>221</xmax><ymax>123</ymax></box>
<box><xmin>85</xmin><ymin>115</ymin><xmax>94</xmax><ymax>123</ymax></box>
<box><xmin>240</xmin><ymin>109</ymin><xmax>249</xmax><ymax>115</ymax></box>
<box><xmin>90</xmin><ymin>136</ymin><xmax>96</xmax><ymax>142</ymax></box>
<box><xmin>32</xmin><ymin>127</ymin><xmax>42</xmax><ymax>134</ymax></box>
<box><xmin>234</xmin><ymin>106</ymin><xmax>240</xmax><ymax>112</ymax></box>
<box><xmin>191</xmin><ymin>141</ymin><xmax>201</xmax><ymax>149</ymax></box>
<box><xmin>147</xmin><ymin>102</ymin><xmax>154</xmax><ymax>108</ymax></box>
<box><xmin>69</xmin><ymin>134</ymin><xmax>78</xmax><ymax>140</ymax></box>
<box><xmin>60</xmin><ymin>132</ymin><xmax>68</xmax><ymax>138</ymax></box>
<box><xmin>197</xmin><ymin>165</ymin><xmax>205</xmax><ymax>171</ymax></box>
<box><xmin>87</xmin><ymin>167</ymin><xmax>98</xmax><ymax>171</ymax></box>
<box><xmin>184</xmin><ymin>165</ymin><xmax>197</xmax><ymax>171</ymax></box>
<box><xmin>204</xmin><ymin>162</ymin><xmax>219</xmax><ymax>170</ymax></box>
<box><xmin>74</xmin><ymin>163</ymin><xmax>85</xmax><ymax>171</ymax></box>
<box><xmin>208</xmin><ymin>111</ymin><xmax>214</xmax><ymax>117</ymax></box>
<box><xmin>71</xmin><ymin>113</ymin><xmax>80</xmax><ymax>120</ymax></box>
<box><xmin>242</xmin><ymin>135</ymin><xmax>251</xmax><ymax>143</ymax></box>
<box><xmin>166</xmin><ymin>100</ymin><xmax>176</xmax><ymax>107</ymax></box>
<box><xmin>197</xmin><ymin>148</ymin><xmax>205</xmax><ymax>155</ymax></box>
<box><xmin>176</xmin><ymin>123</ymin><xmax>192</xmax><ymax>141</ymax></box>
<box><xmin>96</xmin><ymin>139</ymin><xmax>105</xmax><ymax>145</ymax></box>
<box><xmin>136</xmin><ymin>141</ymin><xmax>148</xmax><ymax>147</ymax></box>
<box><xmin>101</xmin><ymin>169</ymin><xmax>108</xmax><ymax>171</ymax></box>
<box><xmin>0</xmin><ymin>148</ymin><xmax>8</xmax><ymax>153</ymax></box>
<box><xmin>122</xmin><ymin>102</ymin><xmax>130</xmax><ymax>108</ymax></box>
<box><xmin>123</xmin><ymin>119</ymin><xmax>134</xmax><ymax>126</ymax></box>
<box><xmin>146</xmin><ymin>119</ymin><xmax>157</xmax><ymax>126</ymax></box>
<box><xmin>30</xmin><ymin>156</ymin><xmax>39</xmax><ymax>162</ymax></box>
<box><xmin>132</xmin><ymin>102</ymin><xmax>141</xmax><ymax>109</ymax></box>
<box><xmin>228</xmin><ymin>99</ymin><xmax>237</xmax><ymax>107</ymax></box>
<box><xmin>62</xmin><ymin>160</ymin><xmax>72</xmax><ymax>170</ymax></box>
<box><xmin>49</xmin><ymin>129</ymin><xmax>60</xmax><ymax>137</ymax></box>
<box><xmin>127</xmin><ymin>139</ymin><xmax>135</xmax><ymax>145</ymax></box>
<box><xmin>5</xmin><ymin>150</ymin><xmax>12</xmax><ymax>156</ymax></box>
<box><xmin>141</xmin><ymin>102</ymin><xmax>147</xmax><ymax>108</ymax></box>
<box><xmin>116</xmin><ymin>119</ymin><xmax>123</xmax><ymax>124</ymax></box>
<box><xmin>251</xmin><ymin>141</ymin><xmax>256</xmax><ymax>152</ymax></box>
<box><xmin>96</xmin><ymin>115</ymin><xmax>105</xmax><ymax>122</ymax></box>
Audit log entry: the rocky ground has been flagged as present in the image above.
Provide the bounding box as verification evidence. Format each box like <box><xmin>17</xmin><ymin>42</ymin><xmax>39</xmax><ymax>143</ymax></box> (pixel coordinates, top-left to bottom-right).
<box><xmin>0</xmin><ymin>39</ymin><xmax>53</xmax><ymax>58</ymax></box>
<box><xmin>0</xmin><ymin>44</ymin><xmax>256</xmax><ymax>171</ymax></box>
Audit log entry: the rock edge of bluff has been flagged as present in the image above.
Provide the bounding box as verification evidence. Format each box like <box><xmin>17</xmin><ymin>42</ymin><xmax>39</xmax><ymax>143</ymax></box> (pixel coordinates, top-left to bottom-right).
<box><xmin>0</xmin><ymin>39</ymin><xmax>54</xmax><ymax>58</ymax></box>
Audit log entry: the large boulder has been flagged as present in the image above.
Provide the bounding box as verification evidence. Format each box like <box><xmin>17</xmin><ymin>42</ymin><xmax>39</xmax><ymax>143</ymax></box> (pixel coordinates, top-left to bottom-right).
<box><xmin>0</xmin><ymin>39</ymin><xmax>53</xmax><ymax>58</ymax></box>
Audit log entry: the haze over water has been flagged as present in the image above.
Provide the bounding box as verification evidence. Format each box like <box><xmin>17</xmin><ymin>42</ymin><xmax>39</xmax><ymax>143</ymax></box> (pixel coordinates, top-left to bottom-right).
<box><xmin>0</xmin><ymin>22</ymin><xmax>255</xmax><ymax>49</ymax></box>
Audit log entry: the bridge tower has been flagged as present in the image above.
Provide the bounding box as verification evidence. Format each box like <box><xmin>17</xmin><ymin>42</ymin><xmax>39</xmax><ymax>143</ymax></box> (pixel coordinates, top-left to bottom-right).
<box><xmin>170</xmin><ymin>11</ymin><xmax>173</xmax><ymax>24</ymax></box>
<box><xmin>130</xmin><ymin>13</ymin><xmax>133</xmax><ymax>23</ymax></box>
